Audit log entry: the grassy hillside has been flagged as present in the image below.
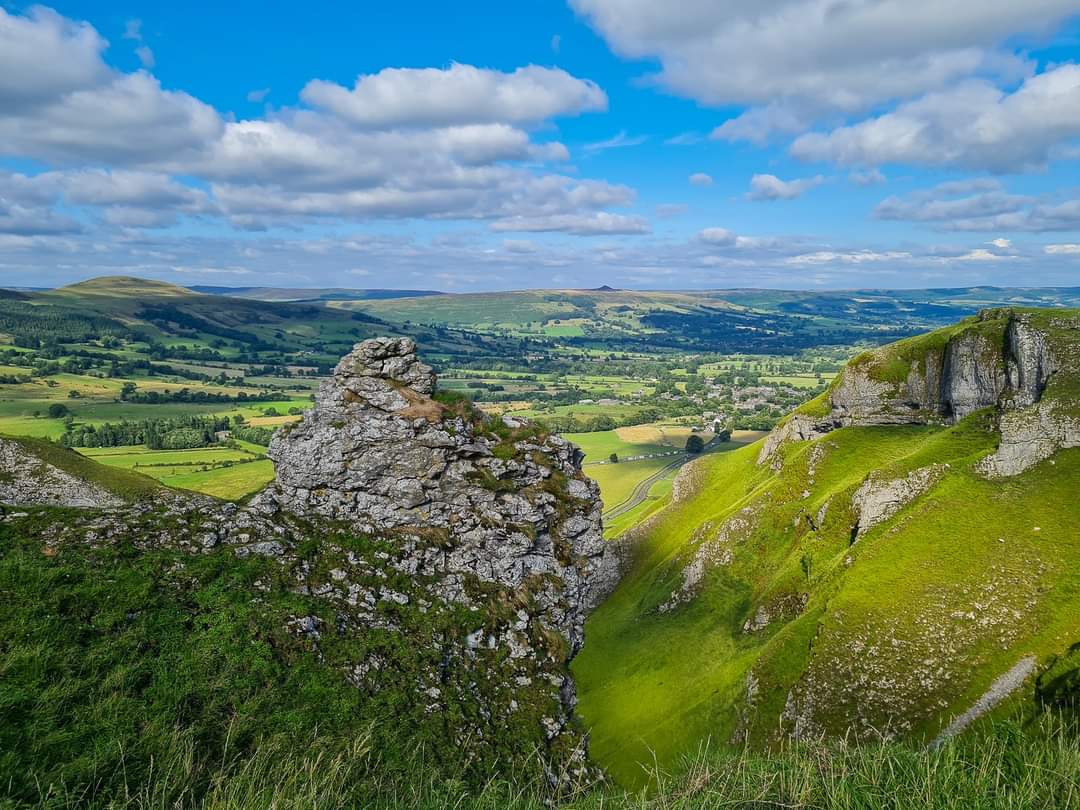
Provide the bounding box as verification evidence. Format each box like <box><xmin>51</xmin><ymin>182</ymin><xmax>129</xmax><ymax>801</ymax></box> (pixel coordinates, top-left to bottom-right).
<box><xmin>340</xmin><ymin>285</ymin><xmax>1080</xmax><ymax>355</ymax></box>
<box><xmin>191</xmin><ymin>285</ymin><xmax>443</xmax><ymax>302</ymax></box>
<box><xmin>4</xmin><ymin>454</ymin><xmax>1080</xmax><ymax>809</ymax></box>
<box><xmin>1</xmin><ymin>434</ymin><xmax>165</xmax><ymax>500</ymax></box>
<box><xmin>30</xmin><ymin>276</ymin><xmax>518</xmax><ymax>364</ymax></box>
<box><xmin>0</xmin><ymin>277</ymin><xmax>548</xmax><ymax>499</ymax></box>
<box><xmin>574</xmin><ymin>313</ymin><xmax>1080</xmax><ymax>787</ymax></box>
<box><xmin>5</xmin><ymin>309</ymin><xmax>1080</xmax><ymax>808</ymax></box>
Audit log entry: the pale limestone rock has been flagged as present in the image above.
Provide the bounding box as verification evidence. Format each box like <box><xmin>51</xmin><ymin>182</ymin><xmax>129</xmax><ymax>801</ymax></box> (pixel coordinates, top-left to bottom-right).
<box><xmin>0</xmin><ymin>438</ymin><xmax>123</xmax><ymax>508</ymax></box>
<box><xmin>851</xmin><ymin>464</ymin><xmax>946</xmax><ymax>539</ymax></box>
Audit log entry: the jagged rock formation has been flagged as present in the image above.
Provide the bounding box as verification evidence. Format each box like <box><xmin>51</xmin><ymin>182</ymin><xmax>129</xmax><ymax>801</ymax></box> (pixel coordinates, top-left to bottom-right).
<box><xmin>2</xmin><ymin>337</ymin><xmax>616</xmax><ymax>786</ymax></box>
<box><xmin>756</xmin><ymin>414</ymin><xmax>829</xmax><ymax>468</ymax></box>
<box><xmin>759</xmin><ymin>308</ymin><xmax>1080</xmax><ymax>476</ymax></box>
<box><xmin>0</xmin><ymin>438</ymin><xmax>123</xmax><ymax>508</ymax></box>
<box><xmin>256</xmin><ymin>337</ymin><xmax>616</xmax><ymax>620</ymax></box>
<box><xmin>828</xmin><ymin>324</ymin><xmax>1005</xmax><ymax>427</ymax></box>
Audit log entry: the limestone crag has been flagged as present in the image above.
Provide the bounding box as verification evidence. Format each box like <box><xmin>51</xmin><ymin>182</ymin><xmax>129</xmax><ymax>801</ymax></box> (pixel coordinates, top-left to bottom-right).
<box><xmin>756</xmin><ymin>414</ymin><xmax>830</xmax><ymax>468</ymax></box>
<box><xmin>851</xmin><ymin>464</ymin><xmax>947</xmax><ymax>540</ymax></box>
<box><xmin>0</xmin><ymin>438</ymin><xmax>123</xmax><ymax>508</ymax></box>
<box><xmin>759</xmin><ymin>309</ymin><xmax>1080</xmax><ymax>477</ymax></box>
<box><xmin>257</xmin><ymin>337</ymin><xmax>615</xmax><ymax>621</ymax></box>
<box><xmin>830</xmin><ymin>327</ymin><xmax>1004</xmax><ymax>428</ymax></box>
<box><xmin>978</xmin><ymin>399</ymin><xmax>1080</xmax><ymax>477</ymax></box>
<box><xmin>249</xmin><ymin>337</ymin><xmax>615</xmax><ymax>772</ymax></box>
<box><xmin>1004</xmin><ymin>315</ymin><xmax>1056</xmax><ymax>407</ymax></box>
<box><xmin>2</xmin><ymin>337</ymin><xmax>616</xmax><ymax>786</ymax></box>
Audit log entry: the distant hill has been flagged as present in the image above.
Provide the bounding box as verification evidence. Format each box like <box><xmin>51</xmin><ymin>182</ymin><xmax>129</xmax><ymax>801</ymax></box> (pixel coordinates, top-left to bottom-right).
<box><xmin>1</xmin><ymin>275</ymin><xmax>532</xmax><ymax>367</ymax></box>
<box><xmin>51</xmin><ymin>276</ymin><xmax>198</xmax><ymax>298</ymax></box>
<box><xmin>575</xmin><ymin>306</ymin><xmax>1080</xmax><ymax>786</ymax></box>
<box><xmin>714</xmin><ymin>286</ymin><xmax>1080</xmax><ymax>325</ymax></box>
<box><xmin>190</xmin><ymin>285</ymin><xmax>445</xmax><ymax>302</ymax></box>
<box><xmin>341</xmin><ymin>285</ymin><xmax>1080</xmax><ymax>354</ymax></box>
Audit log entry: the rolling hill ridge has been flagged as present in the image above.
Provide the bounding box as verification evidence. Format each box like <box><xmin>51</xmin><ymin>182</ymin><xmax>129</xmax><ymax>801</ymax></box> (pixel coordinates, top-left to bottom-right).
<box><xmin>574</xmin><ymin>307</ymin><xmax>1080</xmax><ymax>785</ymax></box>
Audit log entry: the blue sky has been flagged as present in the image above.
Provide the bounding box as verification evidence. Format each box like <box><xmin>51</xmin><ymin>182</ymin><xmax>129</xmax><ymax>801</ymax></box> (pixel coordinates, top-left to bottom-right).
<box><xmin>3</xmin><ymin>1</ymin><xmax>1080</xmax><ymax>290</ymax></box>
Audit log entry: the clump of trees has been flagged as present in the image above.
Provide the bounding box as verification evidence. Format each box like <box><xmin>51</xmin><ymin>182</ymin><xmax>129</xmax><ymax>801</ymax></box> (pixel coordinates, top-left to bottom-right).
<box><xmin>685</xmin><ymin>434</ymin><xmax>705</xmax><ymax>454</ymax></box>
<box><xmin>119</xmin><ymin>383</ymin><xmax>278</xmax><ymax>405</ymax></box>
<box><xmin>61</xmin><ymin>415</ymin><xmax>231</xmax><ymax>449</ymax></box>
<box><xmin>61</xmin><ymin>414</ymin><xmax>279</xmax><ymax>449</ymax></box>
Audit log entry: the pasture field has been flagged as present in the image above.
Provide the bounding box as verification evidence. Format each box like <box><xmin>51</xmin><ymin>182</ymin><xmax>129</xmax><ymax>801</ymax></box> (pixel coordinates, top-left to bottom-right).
<box><xmin>565</xmin><ymin>422</ymin><xmax>709</xmax><ymax>513</ymax></box>
<box><xmin>81</xmin><ymin>446</ymin><xmax>259</xmax><ymax>467</ymax></box>
<box><xmin>589</xmin><ymin>456</ymin><xmax>675</xmax><ymax>511</ymax></box>
<box><xmin>78</xmin><ymin>443</ymin><xmax>274</xmax><ymax>500</ymax></box>
<box><xmin>154</xmin><ymin>459</ymin><xmax>276</xmax><ymax>499</ymax></box>
<box><xmin>603</xmin><ymin>474</ymin><xmax>676</xmax><ymax>537</ymax></box>
<box><xmin>581</xmin><ymin>428</ymin><xmax>767</xmax><ymax>533</ymax></box>
<box><xmin>247</xmin><ymin>414</ymin><xmax>303</xmax><ymax>427</ymax></box>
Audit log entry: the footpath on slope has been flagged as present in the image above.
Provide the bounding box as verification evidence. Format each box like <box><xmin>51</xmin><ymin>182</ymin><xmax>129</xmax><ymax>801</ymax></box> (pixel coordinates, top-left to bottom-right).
<box><xmin>930</xmin><ymin>656</ymin><xmax>1037</xmax><ymax>748</ymax></box>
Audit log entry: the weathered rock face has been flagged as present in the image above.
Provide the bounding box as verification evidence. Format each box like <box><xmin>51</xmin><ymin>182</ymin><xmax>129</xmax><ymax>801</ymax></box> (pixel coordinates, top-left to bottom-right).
<box><xmin>1004</xmin><ymin>315</ymin><xmax>1056</xmax><ymax>408</ymax></box>
<box><xmin>759</xmin><ymin>309</ymin><xmax>1080</xmax><ymax>477</ymax></box>
<box><xmin>248</xmin><ymin>337</ymin><xmax>615</xmax><ymax>774</ymax></box>
<box><xmin>0</xmin><ymin>438</ymin><xmax>123</xmax><ymax>508</ymax></box>
<box><xmin>756</xmin><ymin>414</ymin><xmax>830</xmax><ymax>468</ymax></box>
<box><xmin>257</xmin><ymin>337</ymin><xmax>615</xmax><ymax>620</ymax></box>
<box><xmin>850</xmin><ymin>464</ymin><xmax>946</xmax><ymax>539</ymax></box>
<box><xmin>830</xmin><ymin>326</ymin><xmax>1005</xmax><ymax>428</ymax></box>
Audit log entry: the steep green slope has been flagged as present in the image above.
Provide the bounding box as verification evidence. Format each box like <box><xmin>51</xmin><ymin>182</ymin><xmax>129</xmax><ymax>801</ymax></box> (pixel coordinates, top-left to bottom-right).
<box><xmin>574</xmin><ymin>308</ymin><xmax>1080</xmax><ymax>787</ymax></box>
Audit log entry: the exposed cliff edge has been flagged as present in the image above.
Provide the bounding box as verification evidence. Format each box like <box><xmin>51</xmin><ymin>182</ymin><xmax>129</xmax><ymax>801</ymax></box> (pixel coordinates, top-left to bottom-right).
<box><xmin>0</xmin><ymin>337</ymin><xmax>616</xmax><ymax>787</ymax></box>
<box><xmin>1</xmin><ymin>438</ymin><xmax>125</xmax><ymax>508</ymax></box>
<box><xmin>759</xmin><ymin>308</ymin><xmax>1080</xmax><ymax>476</ymax></box>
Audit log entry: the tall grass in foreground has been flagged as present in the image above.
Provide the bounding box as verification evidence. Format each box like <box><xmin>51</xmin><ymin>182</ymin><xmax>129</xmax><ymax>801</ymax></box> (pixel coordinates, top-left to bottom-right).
<box><xmin>12</xmin><ymin>715</ymin><xmax>1079</xmax><ymax>809</ymax></box>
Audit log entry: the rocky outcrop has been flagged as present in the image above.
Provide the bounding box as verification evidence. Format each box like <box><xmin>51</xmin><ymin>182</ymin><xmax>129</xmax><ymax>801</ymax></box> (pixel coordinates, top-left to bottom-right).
<box><xmin>249</xmin><ymin>337</ymin><xmax>614</xmax><ymax>770</ymax></box>
<box><xmin>977</xmin><ymin>401</ymin><xmax>1080</xmax><ymax>477</ymax></box>
<box><xmin>978</xmin><ymin>314</ymin><xmax>1079</xmax><ymax>476</ymax></box>
<box><xmin>1004</xmin><ymin>315</ymin><xmax>1056</xmax><ymax>407</ymax></box>
<box><xmin>756</xmin><ymin>414</ymin><xmax>831</xmax><ymax>468</ymax></box>
<box><xmin>759</xmin><ymin>309</ymin><xmax>1080</xmax><ymax>478</ymax></box>
<box><xmin>850</xmin><ymin>464</ymin><xmax>946</xmax><ymax>540</ymax></box>
<box><xmin>943</xmin><ymin>330</ymin><xmax>1008</xmax><ymax>421</ymax></box>
<box><xmin>830</xmin><ymin>327</ymin><xmax>1005</xmax><ymax>427</ymax></box>
<box><xmin>0</xmin><ymin>438</ymin><xmax>123</xmax><ymax>508</ymax></box>
<box><xmin>256</xmin><ymin>337</ymin><xmax>614</xmax><ymax>619</ymax></box>
<box><xmin>5</xmin><ymin>337</ymin><xmax>616</xmax><ymax>786</ymax></box>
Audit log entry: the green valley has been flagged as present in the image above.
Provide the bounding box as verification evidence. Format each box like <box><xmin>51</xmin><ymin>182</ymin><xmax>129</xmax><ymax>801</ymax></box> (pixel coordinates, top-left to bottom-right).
<box><xmin>4</xmin><ymin>281</ymin><xmax>1080</xmax><ymax>808</ymax></box>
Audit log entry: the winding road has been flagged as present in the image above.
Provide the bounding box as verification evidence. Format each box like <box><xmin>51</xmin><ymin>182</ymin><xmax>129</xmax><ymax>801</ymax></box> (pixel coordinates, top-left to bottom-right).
<box><xmin>602</xmin><ymin>455</ymin><xmax>687</xmax><ymax>522</ymax></box>
<box><xmin>599</xmin><ymin>431</ymin><xmax>768</xmax><ymax>523</ymax></box>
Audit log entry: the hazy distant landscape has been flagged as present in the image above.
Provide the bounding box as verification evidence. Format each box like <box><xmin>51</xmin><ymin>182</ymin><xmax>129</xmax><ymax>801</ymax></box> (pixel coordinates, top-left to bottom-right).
<box><xmin>6</xmin><ymin>1</ymin><xmax>1080</xmax><ymax>807</ymax></box>
<box><xmin>6</xmin><ymin>277</ymin><xmax>1076</xmax><ymax>518</ymax></box>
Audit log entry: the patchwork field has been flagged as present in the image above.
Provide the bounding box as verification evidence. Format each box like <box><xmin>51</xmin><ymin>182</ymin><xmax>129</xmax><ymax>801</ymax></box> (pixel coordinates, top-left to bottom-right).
<box><xmin>80</xmin><ymin>444</ymin><xmax>275</xmax><ymax>500</ymax></box>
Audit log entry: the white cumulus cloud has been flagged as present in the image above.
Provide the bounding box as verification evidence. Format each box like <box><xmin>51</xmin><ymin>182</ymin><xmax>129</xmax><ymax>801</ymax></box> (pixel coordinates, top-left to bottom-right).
<box><xmin>570</xmin><ymin>0</ymin><xmax>1074</xmax><ymax>140</ymax></box>
<box><xmin>747</xmin><ymin>173</ymin><xmax>824</xmax><ymax>201</ymax></box>
<box><xmin>300</xmin><ymin>63</ymin><xmax>607</xmax><ymax>129</ymax></box>
<box><xmin>792</xmin><ymin>65</ymin><xmax>1080</xmax><ymax>172</ymax></box>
